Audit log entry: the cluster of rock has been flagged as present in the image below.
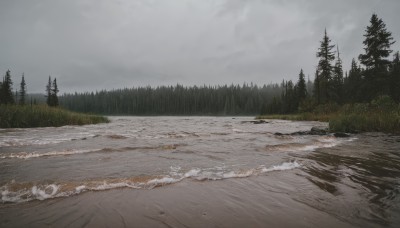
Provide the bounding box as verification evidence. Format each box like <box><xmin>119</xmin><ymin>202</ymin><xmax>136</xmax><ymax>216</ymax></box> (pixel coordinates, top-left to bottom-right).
<box><xmin>274</xmin><ymin>127</ymin><xmax>351</xmax><ymax>138</ymax></box>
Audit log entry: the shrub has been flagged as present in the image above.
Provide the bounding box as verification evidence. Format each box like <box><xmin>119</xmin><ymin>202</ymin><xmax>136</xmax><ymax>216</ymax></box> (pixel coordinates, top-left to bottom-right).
<box><xmin>0</xmin><ymin>105</ymin><xmax>109</xmax><ymax>128</ymax></box>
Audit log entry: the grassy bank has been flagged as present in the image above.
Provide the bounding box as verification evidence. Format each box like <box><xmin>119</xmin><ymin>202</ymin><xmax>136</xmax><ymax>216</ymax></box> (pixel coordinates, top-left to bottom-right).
<box><xmin>0</xmin><ymin>105</ymin><xmax>109</xmax><ymax>128</ymax></box>
<box><xmin>257</xmin><ymin>97</ymin><xmax>400</xmax><ymax>134</ymax></box>
<box><xmin>256</xmin><ymin>113</ymin><xmax>336</xmax><ymax>122</ymax></box>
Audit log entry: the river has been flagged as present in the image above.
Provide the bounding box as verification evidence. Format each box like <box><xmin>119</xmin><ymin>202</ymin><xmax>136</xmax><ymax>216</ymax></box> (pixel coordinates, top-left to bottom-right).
<box><xmin>0</xmin><ymin>117</ymin><xmax>399</xmax><ymax>227</ymax></box>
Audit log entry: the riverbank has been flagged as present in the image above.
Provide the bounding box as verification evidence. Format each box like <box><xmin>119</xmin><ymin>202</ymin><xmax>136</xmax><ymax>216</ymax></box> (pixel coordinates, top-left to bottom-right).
<box><xmin>0</xmin><ymin>105</ymin><xmax>109</xmax><ymax>128</ymax></box>
<box><xmin>257</xmin><ymin>100</ymin><xmax>400</xmax><ymax>134</ymax></box>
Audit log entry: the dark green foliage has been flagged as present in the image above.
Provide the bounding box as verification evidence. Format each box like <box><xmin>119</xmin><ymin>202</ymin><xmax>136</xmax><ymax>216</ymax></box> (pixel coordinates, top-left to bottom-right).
<box><xmin>313</xmin><ymin>69</ymin><xmax>320</xmax><ymax>104</ymax></box>
<box><xmin>51</xmin><ymin>78</ymin><xmax>59</xmax><ymax>106</ymax></box>
<box><xmin>46</xmin><ymin>76</ymin><xmax>59</xmax><ymax>107</ymax></box>
<box><xmin>359</xmin><ymin>14</ymin><xmax>395</xmax><ymax>101</ymax></box>
<box><xmin>262</xmin><ymin>75</ymin><xmax>308</xmax><ymax>115</ymax></box>
<box><xmin>297</xmin><ymin>69</ymin><xmax>307</xmax><ymax>101</ymax></box>
<box><xmin>359</xmin><ymin>14</ymin><xmax>395</xmax><ymax>70</ymax></box>
<box><xmin>262</xmin><ymin>13</ymin><xmax>398</xmax><ymax>123</ymax></box>
<box><xmin>1</xmin><ymin>70</ymin><xmax>15</xmax><ymax>105</ymax></box>
<box><xmin>46</xmin><ymin>76</ymin><xmax>51</xmax><ymax>105</ymax></box>
<box><xmin>19</xmin><ymin>74</ymin><xmax>27</xmax><ymax>105</ymax></box>
<box><xmin>332</xmin><ymin>47</ymin><xmax>344</xmax><ymax>103</ymax></box>
<box><xmin>60</xmin><ymin>83</ymin><xmax>281</xmax><ymax>116</ymax></box>
<box><xmin>329</xmin><ymin>96</ymin><xmax>400</xmax><ymax>134</ymax></box>
<box><xmin>343</xmin><ymin>59</ymin><xmax>363</xmax><ymax>102</ymax></box>
<box><xmin>316</xmin><ymin>30</ymin><xmax>335</xmax><ymax>104</ymax></box>
<box><xmin>390</xmin><ymin>52</ymin><xmax>400</xmax><ymax>102</ymax></box>
<box><xmin>0</xmin><ymin>105</ymin><xmax>109</xmax><ymax>128</ymax></box>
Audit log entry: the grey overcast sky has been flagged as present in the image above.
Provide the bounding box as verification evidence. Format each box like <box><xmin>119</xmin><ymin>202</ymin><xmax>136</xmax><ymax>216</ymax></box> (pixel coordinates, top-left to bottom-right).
<box><xmin>0</xmin><ymin>0</ymin><xmax>399</xmax><ymax>93</ymax></box>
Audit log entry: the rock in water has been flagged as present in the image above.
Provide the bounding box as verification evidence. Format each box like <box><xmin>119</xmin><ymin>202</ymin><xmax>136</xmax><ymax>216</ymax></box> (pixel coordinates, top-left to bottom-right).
<box><xmin>334</xmin><ymin>132</ymin><xmax>350</xmax><ymax>138</ymax></box>
<box><xmin>310</xmin><ymin>127</ymin><xmax>328</xmax><ymax>135</ymax></box>
<box><xmin>241</xmin><ymin>120</ymin><xmax>269</xmax><ymax>124</ymax></box>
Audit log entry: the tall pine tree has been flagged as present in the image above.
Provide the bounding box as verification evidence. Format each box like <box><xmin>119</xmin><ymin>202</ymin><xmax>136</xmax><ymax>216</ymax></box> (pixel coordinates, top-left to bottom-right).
<box><xmin>359</xmin><ymin>14</ymin><xmax>395</xmax><ymax>71</ymax></box>
<box><xmin>46</xmin><ymin>76</ymin><xmax>52</xmax><ymax>106</ymax></box>
<box><xmin>1</xmin><ymin>70</ymin><xmax>15</xmax><ymax>105</ymax></box>
<box><xmin>313</xmin><ymin>69</ymin><xmax>320</xmax><ymax>104</ymax></box>
<box><xmin>51</xmin><ymin>78</ymin><xmax>59</xmax><ymax>107</ymax></box>
<box><xmin>19</xmin><ymin>73</ymin><xmax>27</xmax><ymax>105</ymax></box>
<box><xmin>297</xmin><ymin>69</ymin><xmax>307</xmax><ymax>101</ymax></box>
<box><xmin>332</xmin><ymin>46</ymin><xmax>344</xmax><ymax>103</ymax></box>
<box><xmin>316</xmin><ymin>29</ymin><xmax>335</xmax><ymax>104</ymax></box>
<box><xmin>359</xmin><ymin>14</ymin><xmax>395</xmax><ymax>100</ymax></box>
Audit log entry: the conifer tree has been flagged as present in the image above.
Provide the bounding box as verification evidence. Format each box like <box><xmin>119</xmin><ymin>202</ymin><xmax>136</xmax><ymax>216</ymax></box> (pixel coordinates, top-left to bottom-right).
<box><xmin>19</xmin><ymin>74</ymin><xmax>27</xmax><ymax>105</ymax></box>
<box><xmin>359</xmin><ymin>14</ymin><xmax>395</xmax><ymax>100</ymax></box>
<box><xmin>1</xmin><ymin>70</ymin><xmax>14</xmax><ymax>104</ymax></box>
<box><xmin>313</xmin><ymin>69</ymin><xmax>320</xmax><ymax>104</ymax></box>
<box><xmin>332</xmin><ymin>46</ymin><xmax>344</xmax><ymax>103</ymax></box>
<box><xmin>46</xmin><ymin>76</ymin><xmax>52</xmax><ymax>106</ymax></box>
<box><xmin>316</xmin><ymin>29</ymin><xmax>335</xmax><ymax>103</ymax></box>
<box><xmin>390</xmin><ymin>51</ymin><xmax>400</xmax><ymax>102</ymax></box>
<box><xmin>359</xmin><ymin>14</ymin><xmax>395</xmax><ymax>71</ymax></box>
<box><xmin>51</xmin><ymin>78</ymin><xmax>59</xmax><ymax>106</ymax></box>
<box><xmin>0</xmin><ymin>81</ymin><xmax>2</xmax><ymax>104</ymax></box>
<box><xmin>344</xmin><ymin>59</ymin><xmax>362</xmax><ymax>103</ymax></box>
<box><xmin>297</xmin><ymin>69</ymin><xmax>307</xmax><ymax>101</ymax></box>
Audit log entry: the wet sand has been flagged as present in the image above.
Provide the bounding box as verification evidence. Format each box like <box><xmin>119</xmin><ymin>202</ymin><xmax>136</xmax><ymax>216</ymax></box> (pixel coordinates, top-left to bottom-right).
<box><xmin>0</xmin><ymin>173</ymin><xmax>354</xmax><ymax>228</ymax></box>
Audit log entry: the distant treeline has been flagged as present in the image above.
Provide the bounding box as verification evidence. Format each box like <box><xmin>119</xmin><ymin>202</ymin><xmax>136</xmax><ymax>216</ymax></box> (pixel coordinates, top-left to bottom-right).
<box><xmin>60</xmin><ymin>83</ymin><xmax>308</xmax><ymax>115</ymax></box>
<box><xmin>61</xmin><ymin>14</ymin><xmax>399</xmax><ymax>116</ymax></box>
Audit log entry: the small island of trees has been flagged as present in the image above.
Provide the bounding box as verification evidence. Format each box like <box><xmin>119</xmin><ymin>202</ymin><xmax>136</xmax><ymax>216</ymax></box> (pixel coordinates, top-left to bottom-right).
<box><xmin>0</xmin><ymin>73</ymin><xmax>108</xmax><ymax>128</ymax></box>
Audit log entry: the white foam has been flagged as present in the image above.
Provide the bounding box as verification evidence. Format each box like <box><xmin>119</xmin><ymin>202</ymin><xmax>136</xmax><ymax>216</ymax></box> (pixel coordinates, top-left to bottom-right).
<box><xmin>0</xmin><ymin>161</ymin><xmax>304</xmax><ymax>204</ymax></box>
<box><xmin>146</xmin><ymin>177</ymin><xmax>181</xmax><ymax>186</ymax></box>
<box><xmin>31</xmin><ymin>184</ymin><xmax>59</xmax><ymax>201</ymax></box>
<box><xmin>0</xmin><ymin>135</ymin><xmax>94</xmax><ymax>147</ymax></box>
<box><xmin>75</xmin><ymin>185</ymin><xmax>86</xmax><ymax>193</ymax></box>
<box><xmin>222</xmin><ymin>170</ymin><xmax>254</xmax><ymax>178</ymax></box>
<box><xmin>1</xmin><ymin>189</ymin><xmax>29</xmax><ymax>203</ymax></box>
<box><xmin>90</xmin><ymin>182</ymin><xmax>139</xmax><ymax>191</ymax></box>
<box><xmin>184</xmin><ymin>169</ymin><xmax>201</xmax><ymax>177</ymax></box>
<box><xmin>1</xmin><ymin>149</ymin><xmax>101</xmax><ymax>159</ymax></box>
<box><xmin>261</xmin><ymin>161</ymin><xmax>301</xmax><ymax>173</ymax></box>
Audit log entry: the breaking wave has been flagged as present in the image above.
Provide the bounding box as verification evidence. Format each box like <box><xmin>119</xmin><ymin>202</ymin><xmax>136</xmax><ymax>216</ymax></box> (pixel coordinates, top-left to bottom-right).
<box><xmin>0</xmin><ymin>144</ymin><xmax>186</xmax><ymax>159</ymax></box>
<box><xmin>0</xmin><ymin>149</ymin><xmax>101</xmax><ymax>159</ymax></box>
<box><xmin>0</xmin><ymin>161</ymin><xmax>301</xmax><ymax>203</ymax></box>
<box><xmin>264</xmin><ymin>136</ymin><xmax>356</xmax><ymax>152</ymax></box>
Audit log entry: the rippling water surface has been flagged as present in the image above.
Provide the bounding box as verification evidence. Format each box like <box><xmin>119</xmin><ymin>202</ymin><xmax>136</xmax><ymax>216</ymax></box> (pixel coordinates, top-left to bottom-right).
<box><xmin>0</xmin><ymin>117</ymin><xmax>399</xmax><ymax>227</ymax></box>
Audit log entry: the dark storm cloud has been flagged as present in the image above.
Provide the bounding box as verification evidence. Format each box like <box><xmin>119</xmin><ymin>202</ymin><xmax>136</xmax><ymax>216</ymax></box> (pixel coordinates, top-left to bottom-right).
<box><xmin>0</xmin><ymin>0</ymin><xmax>399</xmax><ymax>93</ymax></box>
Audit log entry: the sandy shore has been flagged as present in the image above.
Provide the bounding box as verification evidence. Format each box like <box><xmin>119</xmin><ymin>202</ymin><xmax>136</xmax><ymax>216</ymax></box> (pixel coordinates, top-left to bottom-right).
<box><xmin>0</xmin><ymin>173</ymin><xmax>354</xmax><ymax>228</ymax></box>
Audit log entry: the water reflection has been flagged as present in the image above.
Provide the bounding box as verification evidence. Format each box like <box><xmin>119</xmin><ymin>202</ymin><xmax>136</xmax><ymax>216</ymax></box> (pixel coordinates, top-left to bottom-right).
<box><xmin>303</xmin><ymin>134</ymin><xmax>400</xmax><ymax>226</ymax></box>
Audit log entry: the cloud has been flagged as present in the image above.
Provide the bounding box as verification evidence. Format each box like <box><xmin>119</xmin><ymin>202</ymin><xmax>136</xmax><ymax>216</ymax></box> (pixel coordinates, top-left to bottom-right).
<box><xmin>0</xmin><ymin>0</ymin><xmax>399</xmax><ymax>93</ymax></box>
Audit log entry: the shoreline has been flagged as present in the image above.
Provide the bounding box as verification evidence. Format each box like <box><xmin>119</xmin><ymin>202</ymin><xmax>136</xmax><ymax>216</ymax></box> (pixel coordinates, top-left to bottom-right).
<box><xmin>257</xmin><ymin>111</ymin><xmax>400</xmax><ymax>135</ymax></box>
<box><xmin>0</xmin><ymin>105</ymin><xmax>109</xmax><ymax>128</ymax></box>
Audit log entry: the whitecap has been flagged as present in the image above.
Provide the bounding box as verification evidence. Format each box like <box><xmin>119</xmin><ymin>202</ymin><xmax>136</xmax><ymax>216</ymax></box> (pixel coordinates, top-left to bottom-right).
<box><xmin>31</xmin><ymin>184</ymin><xmax>59</xmax><ymax>201</ymax></box>
<box><xmin>261</xmin><ymin>161</ymin><xmax>301</xmax><ymax>173</ymax></box>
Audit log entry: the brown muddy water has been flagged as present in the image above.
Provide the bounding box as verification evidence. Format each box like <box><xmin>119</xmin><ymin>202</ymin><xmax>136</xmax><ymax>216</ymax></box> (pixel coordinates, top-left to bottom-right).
<box><xmin>0</xmin><ymin>117</ymin><xmax>399</xmax><ymax>227</ymax></box>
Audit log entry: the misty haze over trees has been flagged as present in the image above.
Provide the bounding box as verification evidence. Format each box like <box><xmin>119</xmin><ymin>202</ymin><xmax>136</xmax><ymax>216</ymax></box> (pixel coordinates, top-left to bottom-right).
<box><xmin>2</xmin><ymin>14</ymin><xmax>399</xmax><ymax>117</ymax></box>
<box><xmin>59</xmin><ymin>14</ymin><xmax>399</xmax><ymax>116</ymax></box>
